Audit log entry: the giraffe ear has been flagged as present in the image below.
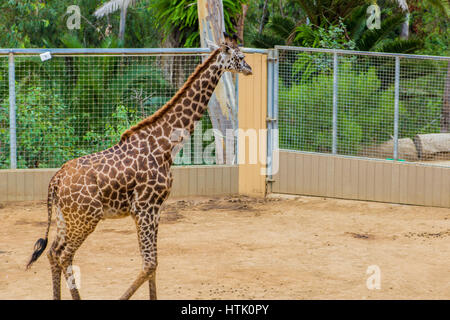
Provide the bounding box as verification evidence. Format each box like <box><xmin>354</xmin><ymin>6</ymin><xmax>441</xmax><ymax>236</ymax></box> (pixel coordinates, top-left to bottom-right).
<box><xmin>231</xmin><ymin>33</ymin><xmax>240</xmax><ymax>48</ymax></box>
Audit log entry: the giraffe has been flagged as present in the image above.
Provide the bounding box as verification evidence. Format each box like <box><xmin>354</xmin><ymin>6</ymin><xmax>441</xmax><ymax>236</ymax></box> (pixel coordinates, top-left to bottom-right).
<box><xmin>26</xmin><ymin>33</ymin><xmax>252</xmax><ymax>300</ymax></box>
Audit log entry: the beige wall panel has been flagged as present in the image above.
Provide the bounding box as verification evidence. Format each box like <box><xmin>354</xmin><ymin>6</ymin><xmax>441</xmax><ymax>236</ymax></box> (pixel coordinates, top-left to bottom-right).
<box><xmin>279</xmin><ymin>151</ymin><xmax>288</xmax><ymax>194</ymax></box>
<box><xmin>197</xmin><ymin>167</ymin><xmax>206</xmax><ymax>195</ymax></box>
<box><xmin>318</xmin><ymin>155</ymin><xmax>328</xmax><ymax>197</ymax></box>
<box><xmin>398</xmin><ymin>164</ymin><xmax>408</xmax><ymax>204</ymax></box>
<box><xmin>295</xmin><ymin>153</ymin><xmax>304</xmax><ymax>195</ymax></box>
<box><xmin>231</xmin><ymin>165</ymin><xmax>239</xmax><ymax>194</ymax></box>
<box><xmin>383</xmin><ymin>162</ymin><xmax>392</xmax><ymax>203</ymax></box>
<box><xmin>406</xmin><ymin>164</ymin><xmax>417</xmax><ymax>205</ymax></box>
<box><xmin>287</xmin><ymin>152</ymin><xmax>296</xmax><ymax>194</ymax></box>
<box><xmin>431</xmin><ymin>167</ymin><xmax>442</xmax><ymax>207</ymax></box>
<box><xmin>326</xmin><ymin>156</ymin><xmax>335</xmax><ymax>198</ymax></box>
<box><xmin>334</xmin><ymin>157</ymin><xmax>343</xmax><ymax>198</ymax></box>
<box><xmin>274</xmin><ymin>151</ymin><xmax>450</xmax><ymax>208</ymax></box>
<box><xmin>441</xmin><ymin>169</ymin><xmax>450</xmax><ymax>207</ymax></box>
<box><xmin>1</xmin><ymin>166</ymin><xmax>238</xmax><ymax>202</ymax></box>
<box><xmin>206</xmin><ymin>167</ymin><xmax>216</xmax><ymax>195</ymax></box>
<box><xmin>7</xmin><ymin>171</ymin><xmax>17</xmax><ymax>202</ymax></box>
<box><xmin>342</xmin><ymin>158</ymin><xmax>352</xmax><ymax>198</ymax></box>
<box><xmin>188</xmin><ymin>167</ymin><xmax>198</xmax><ymax>197</ymax></box>
<box><xmin>424</xmin><ymin>166</ymin><xmax>434</xmax><ymax>207</ymax></box>
<box><xmin>349</xmin><ymin>159</ymin><xmax>359</xmax><ymax>200</ymax></box>
<box><xmin>24</xmin><ymin>172</ymin><xmax>34</xmax><ymax>201</ymax></box>
<box><xmin>391</xmin><ymin>163</ymin><xmax>400</xmax><ymax>203</ymax></box>
<box><xmin>0</xmin><ymin>171</ymin><xmax>7</xmax><ymax>202</ymax></box>
<box><xmin>303</xmin><ymin>153</ymin><xmax>314</xmax><ymax>195</ymax></box>
<box><xmin>357</xmin><ymin>160</ymin><xmax>368</xmax><ymax>201</ymax></box>
<box><xmin>311</xmin><ymin>154</ymin><xmax>319</xmax><ymax>195</ymax></box>
<box><xmin>415</xmin><ymin>166</ymin><xmax>426</xmax><ymax>205</ymax></box>
<box><xmin>365</xmin><ymin>160</ymin><xmax>375</xmax><ymax>201</ymax></box>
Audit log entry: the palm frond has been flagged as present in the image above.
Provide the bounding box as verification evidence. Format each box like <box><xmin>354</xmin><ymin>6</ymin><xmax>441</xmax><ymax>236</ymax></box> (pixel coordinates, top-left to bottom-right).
<box><xmin>356</xmin><ymin>14</ymin><xmax>405</xmax><ymax>51</ymax></box>
<box><xmin>268</xmin><ymin>15</ymin><xmax>296</xmax><ymax>39</ymax></box>
<box><xmin>93</xmin><ymin>0</ymin><xmax>141</xmax><ymax>18</ymax></box>
<box><xmin>424</xmin><ymin>0</ymin><xmax>450</xmax><ymax>17</ymax></box>
<box><xmin>376</xmin><ymin>38</ymin><xmax>423</xmax><ymax>54</ymax></box>
<box><xmin>392</xmin><ymin>0</ymin><xmax>409</xmax><ymax>12</ymax></box>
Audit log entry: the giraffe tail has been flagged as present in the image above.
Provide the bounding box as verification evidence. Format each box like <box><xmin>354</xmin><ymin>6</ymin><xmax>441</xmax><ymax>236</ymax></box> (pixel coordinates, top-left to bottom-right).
<box><xmin>26</xmin><ymin>175</ymin><xmax>57</xmax><ymax>269</ymax></box>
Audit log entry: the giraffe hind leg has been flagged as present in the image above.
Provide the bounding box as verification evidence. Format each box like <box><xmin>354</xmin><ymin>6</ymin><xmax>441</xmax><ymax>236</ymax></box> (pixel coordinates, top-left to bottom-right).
<box><xmin>47</xmin><ymin>236</ymin><xmax>82</xmax><ymax>299</ymax></box>
<box><xmin>50</xmin><ymin>205</ymin><xmax>101</xmax><ymax>299</ymax></box>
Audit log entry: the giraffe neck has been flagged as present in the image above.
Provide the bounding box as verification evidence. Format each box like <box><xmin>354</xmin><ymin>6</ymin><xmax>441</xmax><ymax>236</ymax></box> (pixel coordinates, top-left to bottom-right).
<box><xmin>119</xmin><ymin>49</ymin><xmax>225</xmax><ymax>162</ymax></box>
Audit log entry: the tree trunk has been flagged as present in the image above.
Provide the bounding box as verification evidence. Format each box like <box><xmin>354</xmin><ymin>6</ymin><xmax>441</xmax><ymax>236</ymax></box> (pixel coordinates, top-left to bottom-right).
<box><xmin>400</xmin><ymin>11</ymin><xmax>410</xmax><ymax>39</ymax></box>
<box><xmin>442</xmin><ymin>62</ymin><xmax>450</xmax><ymax>132</ymax></box>
<box><xmin>198</xmin><ymin>0</ymin><xmax>237</xmax><ymax>165</ymax></box>
<box><xmin>259</xmin><ymin>0</ymin><xmax>269</xmax><ymax>34</ymax></box>
<box><xmin>414</xmin><ymin>133</ymin><xmax>450</xmax><ymax>160</ymax></box>
<box><xmin>236</xmin><ymin>4</ymin><xmax>248</xmax><ymax>44</ymax></box>
<box><xmin>118</xmin><ymin>5</ymin><xmax>127</xmax><ymax>43</ymax></box>
<box><xmin>160</xmin><ymin>32</ymin><xmax>186</xmax><ymax>89</ymax></box>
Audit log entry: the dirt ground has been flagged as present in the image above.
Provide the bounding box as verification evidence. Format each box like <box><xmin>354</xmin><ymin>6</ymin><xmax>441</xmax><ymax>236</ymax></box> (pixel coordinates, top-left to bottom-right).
<box><xmin>0</xmin><ymin>194</ymin><xmax>449</xmax><ymax>300</ymax></box>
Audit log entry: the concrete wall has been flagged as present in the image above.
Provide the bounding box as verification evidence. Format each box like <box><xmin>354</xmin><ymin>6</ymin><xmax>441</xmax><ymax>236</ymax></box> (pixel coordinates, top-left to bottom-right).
<box><xmin>272</xmin><ymin>150</ymin><xmax>450</xmax><ymax>208</ymax></box>
<box><xmin>0</xmin><ymin>166</ymin><xmax>238</xmax><ymax>202</ymax></box>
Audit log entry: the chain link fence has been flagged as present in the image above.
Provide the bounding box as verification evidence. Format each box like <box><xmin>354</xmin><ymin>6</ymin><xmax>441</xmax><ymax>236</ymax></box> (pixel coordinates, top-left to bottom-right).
<box><xmin>277</xmin><ymin>46</ymin><xmax>450</xmax><ymax>166</ymax></box>
<box><xmin>0</xmin><ymin>50</ymin><xmax>217</xmax><ymax>169</ymax></box>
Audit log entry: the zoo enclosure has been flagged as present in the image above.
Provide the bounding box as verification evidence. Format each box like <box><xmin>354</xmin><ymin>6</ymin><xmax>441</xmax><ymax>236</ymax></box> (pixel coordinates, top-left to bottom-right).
<box><xmin>269</xmin><ymin>46</ymin><xmax>450</xmax><ymax>207</ymax></box>
<box><xmin>1</xmin><ymin>46</ymin><xmax>450</xmax><ymax>207</ymax></box>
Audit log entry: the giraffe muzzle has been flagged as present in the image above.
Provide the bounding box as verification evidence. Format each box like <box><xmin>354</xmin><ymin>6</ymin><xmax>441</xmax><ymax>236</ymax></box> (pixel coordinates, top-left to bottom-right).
<box><xmin>242</xmin><ymin>64</ymin><xmax>253</xmax><ymax>76</ymax></box>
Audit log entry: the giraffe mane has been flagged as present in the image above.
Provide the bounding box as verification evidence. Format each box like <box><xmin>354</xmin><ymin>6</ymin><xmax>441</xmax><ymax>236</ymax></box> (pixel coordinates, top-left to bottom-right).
<box><xmin>120</xmin><ymin>48</ymin><xmax>221</xmax><ymax>142</ymax></box>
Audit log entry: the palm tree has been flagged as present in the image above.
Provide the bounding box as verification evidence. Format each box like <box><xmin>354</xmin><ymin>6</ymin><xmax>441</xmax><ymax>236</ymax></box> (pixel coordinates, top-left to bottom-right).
<box><xmin>93</xmin><ymin>0</ymin><xmax>144</xmax><ymax>43</ymax></box>
<box><xmin>389</xmin><ymin>0</ymin><xmax>450</xmax><ymax>39</ymax></box>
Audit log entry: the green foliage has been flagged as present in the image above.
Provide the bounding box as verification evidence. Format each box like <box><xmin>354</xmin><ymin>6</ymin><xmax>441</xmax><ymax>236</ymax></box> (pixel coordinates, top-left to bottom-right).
<box><xmin>0</xmin><ymin>83</ymin><xmax>79</xmax><ymax>168</ymax></box>
<box><xmin>279</xmin><ymin>59</ymin><xmax>444</xmax><ymax>156</ymax></box>
<box><xmin>0</xmin><ymin>0</ymin><xmax>161</xmax><ymax>49</ymax></box>
<box><xmin>150</xmin><ymin>0</ymin><xmax>246</xmax><ymax>48</ymax></box>
<box><xmin>83</xmin><ymin>104</ymin><xmax>139</xmax><ymax>150</ymax></box>
<box><xmin>294</xmin><ymin>19</ymin><xmax>356</xmax><ymax>50</ymax></box>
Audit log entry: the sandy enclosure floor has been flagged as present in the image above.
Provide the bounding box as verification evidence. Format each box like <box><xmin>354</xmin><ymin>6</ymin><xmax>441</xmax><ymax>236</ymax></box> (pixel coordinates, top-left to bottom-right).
<box><xmin>0</xmin><ymin>195</ymin><xmax>449</xmax><ymax>300</ymax></box>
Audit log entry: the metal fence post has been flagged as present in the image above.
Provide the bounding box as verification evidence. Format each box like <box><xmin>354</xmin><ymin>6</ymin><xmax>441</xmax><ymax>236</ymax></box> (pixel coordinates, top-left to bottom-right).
<box><xmin>266</xmin><ymin>49</ymin><xmax>274</xmax><ymax>180</ymax></box>
<box><xmin>8</xmin><ymin>52</ymin><xmax>17</xmax><ymax>169</ymax></box>
<box><xmin>393</xmin><ymin>56</ymin><xmax>400</xmax><ymax>160</ymax></box>
<box><xmin>265</xmin><ymin>48</ymin><xmax>279</xmax><ymax>191</ymax></box>
<box><xmin>332</xmin><ymin>52</ymin><xmax>338</xmax><ymax>154</ymax></box>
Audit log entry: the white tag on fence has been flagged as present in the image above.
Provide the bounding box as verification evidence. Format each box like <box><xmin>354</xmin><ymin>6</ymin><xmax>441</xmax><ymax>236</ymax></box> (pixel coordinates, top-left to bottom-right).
<box><xmin>40</xmin><ymin>52</ymin><xmax>52</xmax><ymax>61</ymax></box>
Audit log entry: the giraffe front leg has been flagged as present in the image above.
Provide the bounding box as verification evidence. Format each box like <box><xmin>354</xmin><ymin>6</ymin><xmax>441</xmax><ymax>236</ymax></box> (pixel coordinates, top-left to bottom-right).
<box><xmin>149</xmin><ymin>277</ymin><xmax>157</xmax><ymax>300</ymax></box>
<box><xmin>120</xmin><ymin>205</ymin><xmax>160</xmax><ymax>300</ymax></box>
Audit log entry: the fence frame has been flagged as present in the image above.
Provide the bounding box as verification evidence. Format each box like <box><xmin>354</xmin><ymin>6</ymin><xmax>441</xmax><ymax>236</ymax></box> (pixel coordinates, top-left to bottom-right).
<box><xmin>0</xmin><ymin>47</ymin><xmax>269</xmax><ymax>200</ymax></box>
<box><xmin>1</xmin><ymin>47</ymin><xmax>267</xmax><ymax>171</ymax></box>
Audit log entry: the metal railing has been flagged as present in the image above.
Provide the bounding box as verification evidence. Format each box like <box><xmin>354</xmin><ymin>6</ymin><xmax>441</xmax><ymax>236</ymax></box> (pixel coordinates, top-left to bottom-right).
<box><xmin>0</xmin><ymin>47</ymin><xmax>265</xmax><ymax>169</ymax></box>
<box><xmin>274</xmin><ymin>46</ymin><xmax>450</xmax><ymax>167</ymax></box>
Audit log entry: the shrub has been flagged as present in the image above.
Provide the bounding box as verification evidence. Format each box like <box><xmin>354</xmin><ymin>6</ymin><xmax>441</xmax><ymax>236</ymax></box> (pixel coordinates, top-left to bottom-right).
<box><xmin>0</xmin><ymin>84</ymin><xmax>79</xmax><ymax>168</ymax></box>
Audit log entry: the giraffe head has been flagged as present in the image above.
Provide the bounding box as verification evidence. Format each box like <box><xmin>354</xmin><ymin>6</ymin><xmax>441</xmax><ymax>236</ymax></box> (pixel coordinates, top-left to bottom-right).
<box><xmin>209</xmin><ymin>33</ymin><xmax>252</xmax><ymax>76</ymax></box>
